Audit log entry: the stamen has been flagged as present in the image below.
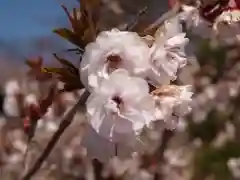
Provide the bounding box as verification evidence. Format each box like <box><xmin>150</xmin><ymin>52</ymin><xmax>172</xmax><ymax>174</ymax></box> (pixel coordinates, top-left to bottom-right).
<box><xmin>112</xmin><ymin>96</ymin><xmax>123</xmax><ymax>109</ymax></box>
<box><xmin>106</xmin><ymin>55</ymin><xmax>122</xmax><ymax>73</ymax></box>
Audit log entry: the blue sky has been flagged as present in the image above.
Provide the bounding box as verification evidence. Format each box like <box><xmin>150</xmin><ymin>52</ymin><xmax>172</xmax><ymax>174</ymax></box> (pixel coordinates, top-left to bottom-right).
<box><xmin>0</xmin><ymin>0</ymin><xmax>78</xmax><ymax>58</ymax></box>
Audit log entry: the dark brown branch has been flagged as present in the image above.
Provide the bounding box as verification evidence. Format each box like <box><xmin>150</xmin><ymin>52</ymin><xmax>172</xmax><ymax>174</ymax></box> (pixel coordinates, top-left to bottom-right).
<box><xmin>20</xmin><ymin>90</ymin><xmax>90</xmax><ymax>180</ymax></box>
<box><xmin>155</xmin><ymin>130</ymin><xmax>174</xmax><ymax>162</ymax></box>
<box><xmin>154</xmin><ymin>130</ymin><xmax>174</xmax><ymax>180</ymax></box>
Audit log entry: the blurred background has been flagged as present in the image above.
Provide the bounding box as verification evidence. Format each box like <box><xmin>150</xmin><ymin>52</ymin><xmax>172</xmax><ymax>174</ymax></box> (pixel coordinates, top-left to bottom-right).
<box><xmin>1</xmin><ymin>0</ymin><xmax>240</xmax><ymax>180</ymax></box>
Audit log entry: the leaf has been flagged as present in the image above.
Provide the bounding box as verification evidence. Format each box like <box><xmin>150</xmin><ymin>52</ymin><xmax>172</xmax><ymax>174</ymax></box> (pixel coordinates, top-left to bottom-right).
<box><xmin>82</xmin><ymin>28</ymin><xmax>95</xmax><ymax>44</ymax></box>
<box><xmin>59</xmin><ymin>83</ymin><xmax>82</xmax><ymax>93</ymax></box>
<box><xmin>52</xmin><ymin>53</ymin><xmax>79</xmax><ymax>75</ymax></box>
<box><xmin>26</xmin><ymin>57</ymin><xmax>52</xmax><ymax>81</ymax></box>
<box><xmin>42</xmin><ymin>67</ymin><xmax>62</xmax><ymax>73</ymax></box>
<box><xmin>80</xmin><ymin>0</ymin><xmax>102</xmax><ymax>9</ymax></box>
<box><xmin>43</xmin><ymin>67</ymin><xmax>75</xmax><ymax>81</ymax></box>
<box><xmin>52</xmin><ymin>53</ymin><xmax>76</xmax><ymax>69</ymax></box>
<box><xmin>54</xmin><ymin>2</ymin><xmax>102</xmax><ymax>49</ymax></box>
<box><xmin>65</xmin><ymin>48</ymin><xmax>84</xmax><ymax>54</ymax></box>
<box><xmin>39</xmin><ymin>84</ymin><xmax>57</xmax><ymax>114</ymax></box>
<box><xmin>62</xmin><ymin>5</ymin><xmax>88</xmax><ymax>33</ymax></box>
<box><xmin>53</xmin><ymin>28</ymin><xmax>85</xmax><ymax>48</ymax></box>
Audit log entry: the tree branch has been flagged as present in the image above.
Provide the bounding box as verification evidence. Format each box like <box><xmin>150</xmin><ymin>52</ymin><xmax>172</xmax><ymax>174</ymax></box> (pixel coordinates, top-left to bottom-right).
<box><xmin>125</xmin><ymin>6</ymin><xmax>148</xmax><ymax>31</ymax></box>
<box><xmin>154</xmin><ymin>129</ymin><xmax>174</xmax><ymax>180</ymax></box>
<box><xmin>144</xmin><ymin>0</ymin><xmax>181</xmax><ymax>35</ymax></box>
<box><xmin>20</xmin><ymin>90</ymin><xmax>90</xmax><ymax>180</ymax></box>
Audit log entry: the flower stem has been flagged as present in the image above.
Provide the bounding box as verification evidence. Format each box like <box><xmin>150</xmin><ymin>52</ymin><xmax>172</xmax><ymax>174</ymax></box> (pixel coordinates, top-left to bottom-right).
<box><xmin>115</xmin><ymin>143</ymin><xmax>118</xmax><ymax>156</ymax></box>
<box><xmin>20</xmin><ymin>90</ymin><xmax>90</xmax><ymax>180</ymax></box>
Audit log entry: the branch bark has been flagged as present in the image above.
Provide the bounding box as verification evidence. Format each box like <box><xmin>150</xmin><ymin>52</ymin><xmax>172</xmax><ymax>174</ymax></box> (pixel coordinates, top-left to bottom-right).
<box><xmin>144</xmin><ymin>0</ymin><xmax>181</xmax><ymax>35</ymax></box>
<box><xmin>20</xmin><ymin>90</ymin><xmax>90</xmax><ymax>180</ymax></box>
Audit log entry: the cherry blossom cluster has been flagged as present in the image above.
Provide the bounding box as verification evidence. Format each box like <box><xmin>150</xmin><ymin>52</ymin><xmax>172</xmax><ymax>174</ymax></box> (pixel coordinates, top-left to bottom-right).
<box><xmin>79</xmin><ymin>16</ymin><xmax>193</xmax><ymax>147</ymax></box>
<box><xmin>178</xmin><ymin>1</ymin><xmax>240</xmax><ymax>44</ymax></box>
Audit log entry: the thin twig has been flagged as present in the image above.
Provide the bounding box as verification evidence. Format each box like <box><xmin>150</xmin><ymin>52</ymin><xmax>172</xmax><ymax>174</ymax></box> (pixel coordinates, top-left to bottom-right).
<box><xmin>20</xmin><ymin>90</ymin><xmax>90</xmax><ymax>180</ymax></box>
<box><xmin>154</xmin><ymin>130</ymin><xmax>174</xmax><ymax>180</ymax></box>
<box><xmin>144</xmin><ymin>1</ymin><xmax>181</xmax><ymax>34</ymax></box>
<box><xmin>155</xmin><ymin>130</ymin><xmax>173</xmax><ymax>162</ymax></box>
<box><xmin>115</xmin><ymin>143</ymin><xmax>118</xmax><ymax>156</ymax></box>
<box><xmin>125</xmin><ymin>6</ymin><xmax>148</xmax><ymax>31</ymax></box>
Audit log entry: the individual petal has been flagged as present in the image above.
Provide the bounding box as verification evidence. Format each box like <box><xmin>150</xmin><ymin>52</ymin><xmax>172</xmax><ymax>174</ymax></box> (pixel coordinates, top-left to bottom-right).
<box><xmin>165</xmin><ymin>33</ymin><xmax>189</xmax><ymax>48</ymax></box>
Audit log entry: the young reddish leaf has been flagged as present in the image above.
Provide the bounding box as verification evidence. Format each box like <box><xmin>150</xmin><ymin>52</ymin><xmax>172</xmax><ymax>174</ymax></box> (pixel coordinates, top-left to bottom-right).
<box><xmin>43</xmin><ymin>54</ymin><xmax>84</xmax><ymax>92</ymax></box>
<box><xmin>84</xmin><ymin>4</ymin><xmax>97</xmax><ymax>40</ymax></box>
<box><xmin>52</xmin><ymin>53</ymin><xmax>79</xmax><ymax>75</ymax></box>
<box><xmin>42</xmin><ymin>67</ymin><xmax>63</xmax><ymax>74</ymax></box>
<box><xmin>43</xmin><ymin>67</ymin><xmax>74</xmax><ymax>82</ymax></box>
<box><xmin>23</xmin><ymin>84</ymin><xmax>57</xmax><ymax>143</ymax></box>
<box><xmin>82</xmin><ymin>28</ymin><xmax>95</xmax><ymax>45</ymax></box>
<box><xmin>24</xmin><ymin>104</ymin><xmax>41</xmax><ymax>139</ymax></box>
<box><xmin>53</xmin><ymin>28</ymin><xmax>85</xmax><ymax>48</ymax></box>
<box><xmin>26</xmin><ymin>56</ymin><xmax>43</xmax><ymax>68</ymax></box>
<box><xmin>80</xmin><ymin>0</ymin><xmax>102</xmax><ymax>9</ymax></box>
<box><xmin>54</xmin><ymin>2</ymin><xmax>101</xmax><ymax>48</ymax></box>
<box><xmin>59</xmin><ymin>83</ymin><xmax>82</xmax><ymax>93</ymax></box>
<box><xmin>39</xmin><ymin>85</ymin><xmax>57</xmax><ymax>114</ymax></box>
<box><xmin>26</xmin><ymin>57</ymin><xmax>52</xmax><ymax>81</ymax></box>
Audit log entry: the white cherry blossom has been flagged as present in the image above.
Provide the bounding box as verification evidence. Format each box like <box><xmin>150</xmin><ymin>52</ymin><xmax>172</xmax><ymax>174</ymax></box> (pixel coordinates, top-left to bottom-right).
<box><xmin>213</xmin><ymin>9</ymin><xmax>240</xmax><ymax>44</ymax></box>
<box><xmin>227</xmin><ymin>157</ymin><xmax>240</xmax><ymax>179</ymax></box>
<box><xmin>152</xmin><ymin>85</ymin><xmax>193</xmax><ymax>129</ymax></box>
<box><xmin>85</xmin><ymin>69</ymin><xmax>155</xmax><ymax>145</ymax></box>
<box><xmin>148</xmin><ymin>17</ymin><xmax>189</xmax><ymax>86</ymax></box>
<box><xmin>80</xmin><ymin>28</ymin><xmax>150</xmax><ymax>90</ymax></box>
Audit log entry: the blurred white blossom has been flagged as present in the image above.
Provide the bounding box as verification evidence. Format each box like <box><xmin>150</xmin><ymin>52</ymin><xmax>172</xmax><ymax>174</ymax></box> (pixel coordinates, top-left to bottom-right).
<box><xmin>82</xmin><ymin>124</ymin><xmax>135</xmax><ymax>163</ymax></box>
<box><xmin>163</xmin><ymin>147</ymin><xmax>192</xmax><ymax>180</ymax></box>
<box><xmin>3</xmin><ymin>80</ymin><xmax>22</xmax><ymax>117</ymax></box>
<box><xmin>24</xmin><ymin>93</ymin><xmax>38</xmax><ymax>106</ymax></box>
<box><xmin>3</xmin><ymin>96</ymin><xmax>20</xmax><ymax>117</ymax></box>
<box><xmin>212</xmin><ymin>122</ymin><xmax>235</xmax><ymax>148</ymax></box>
<box><xmin>213</xmin><ymin>9</ymin><xmax>240</xmax><ymax>44</ymax></box>
<box><xmin>4</xmin><ymin>80</ymin><xmax>21</xmax><ymax>96</ymax></box>
<box><xmin>179</xmin><ymin>5</ymin><xmax>213</xmax><ymax>38</ymax></box>
<box><xmin>228</xmin><ymin>157</ymin><xmax>240</xmax><ymax>179</ymax></box>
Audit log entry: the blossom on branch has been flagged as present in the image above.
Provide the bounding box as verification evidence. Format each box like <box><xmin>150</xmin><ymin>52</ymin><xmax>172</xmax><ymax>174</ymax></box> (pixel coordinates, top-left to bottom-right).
<box><xmin>152</xmin><ymin>85</ymin><xmax>193</xmax><ymax>129</ymax></box>
<box><xmin>148</xmin><ymin>17</ymin><xmax>189</xmax><ymax>85</ymax></box>
<box><xmin>80</xmin><ymin>28</ymin><xmax>150</xmax><ymax>90</ymax></box>
<box><xmin>85</xmin><ymin>69</ymin><xmax>155</xmax><ymax>144</ymax></box>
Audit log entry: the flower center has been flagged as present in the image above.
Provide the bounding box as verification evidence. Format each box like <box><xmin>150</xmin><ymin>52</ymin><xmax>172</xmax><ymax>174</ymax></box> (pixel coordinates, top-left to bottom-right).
<box><xmin>112</xmin><ymin>95</ymin><xmax>123</xmax><ymax>110</ymax></box>
<box><xmin>106</xmin><ymin>55</ymin><xmax>122</xmax><ymax>73</ymax></box>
